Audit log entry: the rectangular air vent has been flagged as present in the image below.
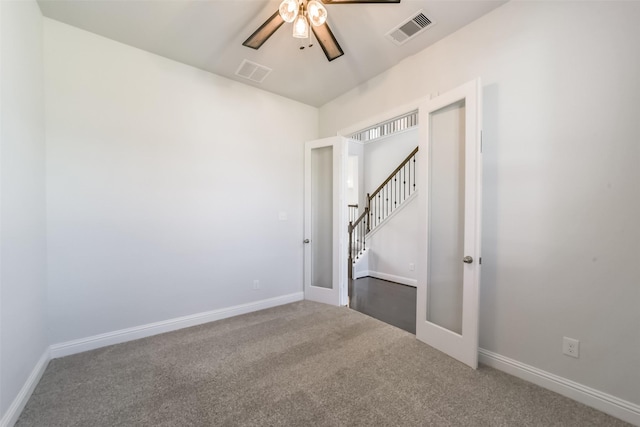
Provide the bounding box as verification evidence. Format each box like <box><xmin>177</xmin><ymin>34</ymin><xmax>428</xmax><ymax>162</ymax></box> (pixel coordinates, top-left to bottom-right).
<box><xmin>235</xmin><ymin>59</ymin><xmax>272</xmax><ymax>83</ymax></box>
<box><xmin>386</xmin><ymin>10</ymin><xmax>434</xmax><ymax>46</ymax></box>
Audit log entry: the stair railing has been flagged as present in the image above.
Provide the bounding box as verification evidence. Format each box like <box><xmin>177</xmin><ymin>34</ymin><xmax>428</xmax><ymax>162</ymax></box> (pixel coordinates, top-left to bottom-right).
<box><xmin>367</xmin><ymin>146</ymin><xmax>418</xmax><ymax>232</ymax></box>
<box><xmin>348</xmin><ymin>207</ymin><xmax>369</xmax><ymax>280</ymax></box>
<box><xmin>348</xmin><ymin>204</ymin><xmax>359</xmax><ymax>224</ymax></box>
<box><xmin>348</xmin><ymin>146</ymin><xmax>419</xmax><ymax>279</ymax></box>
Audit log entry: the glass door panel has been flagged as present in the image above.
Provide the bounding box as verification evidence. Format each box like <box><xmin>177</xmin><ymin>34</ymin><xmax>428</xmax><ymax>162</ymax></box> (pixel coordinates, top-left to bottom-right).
<box><xmin>311</xmin><ymin>146</ymin><xmax>333</xmax><ymax>289</ymax></box>
<box><xmin>427</xmin><ymin>101</ymin><xmax>466</xmax><ymax>334</ymax></box>
<box><xmin>416</xmin><ymin>78</ymin><xmax>482</xmax><ymax>369</ymax></box>
<box><xmin>304</xmin><ymin>136</ymin><xmax>346</xmax><ymax>306</ymax></box>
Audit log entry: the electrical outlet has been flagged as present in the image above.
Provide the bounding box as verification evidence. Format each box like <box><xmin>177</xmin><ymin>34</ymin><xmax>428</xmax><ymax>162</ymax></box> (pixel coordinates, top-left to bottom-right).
<box><xmin>252</xmin><ymin>280</ymin><xmax>260</xmax><ymax>290</ymax></box>
<box><xmin>562</xmin><ymin>337</ymin><xmax>580</xmax><ymax>358</ymax></box>
<box><xmin>409</xmin><ymin>263</ymin><xmax>415</xmax><ymax>271</ymax></box>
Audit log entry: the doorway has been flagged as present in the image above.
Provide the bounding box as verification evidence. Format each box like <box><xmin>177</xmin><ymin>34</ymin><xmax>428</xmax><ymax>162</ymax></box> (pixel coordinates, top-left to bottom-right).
<box><xmin>333</xmin><ymin>79</ymin><xmax>483</xmax><ymax>368</ymax></box>
<box><xmin>416</xmin><ymin>78</ymin><xmax>482</xmax><ymax>369</ymax></box>
<box><xmin>303</xmin><ymin>136</ymin><xmax>348</xmax><ymax>306</ymax></box>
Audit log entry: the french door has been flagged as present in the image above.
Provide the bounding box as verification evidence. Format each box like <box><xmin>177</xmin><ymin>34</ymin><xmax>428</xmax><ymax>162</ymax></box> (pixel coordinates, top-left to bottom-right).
<box><xmin>416</xmin><ymin>79</ymin><xmax>483</xmax><ymax>368</ymax></box>
<box><xmin>303</xmin><ymin>137</ymin><xmax>348</xmax><ymax>306</ymax></box>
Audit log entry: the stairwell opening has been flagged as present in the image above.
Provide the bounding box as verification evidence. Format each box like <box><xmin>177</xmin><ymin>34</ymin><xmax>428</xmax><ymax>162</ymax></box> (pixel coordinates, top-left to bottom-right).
<box><xmin>346</xmin><ymin>111</ymin><xmax>420</xmax><ymax>286</ymax></box>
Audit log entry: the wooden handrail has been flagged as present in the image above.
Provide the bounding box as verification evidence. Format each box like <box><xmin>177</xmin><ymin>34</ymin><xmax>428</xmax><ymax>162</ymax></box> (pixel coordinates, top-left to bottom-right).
<box><xmin>348</xmin><ymin>207</ymin><xmax>369</xmax><ymax>280</ymax></box>
<box><xmin>349</xmin><ymin>146</ymin><xmax>419</xmax><ymax>279</ymax></box>
<box><xmin>348</xmin><ymin>207</ymin><xmax>368</xmax><ymax>233</ymax></box>
<box><xmin>368</xmin><ymin>146</ymin><xmax>419</xmax><ymax>203</ymax></box>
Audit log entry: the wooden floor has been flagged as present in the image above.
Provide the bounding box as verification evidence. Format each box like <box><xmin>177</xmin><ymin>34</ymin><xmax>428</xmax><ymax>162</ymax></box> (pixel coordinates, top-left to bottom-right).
<box><xmin>349</xmin><ymin>276</ymin><xmax>416</xmax><ymax>334</ymax></box>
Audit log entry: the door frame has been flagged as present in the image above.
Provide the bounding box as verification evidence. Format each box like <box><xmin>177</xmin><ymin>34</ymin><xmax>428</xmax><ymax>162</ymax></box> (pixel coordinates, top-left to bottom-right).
<box><xmin>303</xmin><ymin>136</ymin><xmax>349</xmax><ymax>306</ymax></box>
<box><xmin>416</xmin><ymin>78</ymin><xmax>482</xmax><ymax>369</ymax></box>
<box><xmin>334</xmin><ymin>79</ymin><xmax>482</xmax><ymax>369</ymax></box>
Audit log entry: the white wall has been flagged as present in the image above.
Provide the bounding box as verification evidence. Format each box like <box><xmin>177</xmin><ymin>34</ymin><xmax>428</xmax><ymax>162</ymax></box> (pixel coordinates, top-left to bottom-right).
<box><xmin>0</xmin><ymin>0</ymin><xmax>48</xmax><ymax>419</ymax></box>
<box><xmin>320</xmin><ymin>1</ymin><xmax>640</xmax><ymax>407</ymax></box>
<box><xmin>360</xmin><ymin>129</ymin><xmax>419</xmax><ymax>285</ymax></box>
<box><xmin>363</xmin><ymin>129</ymin><xmax>418</xmax><ymax>197</ymax></box>
<box><xmin>366</xmin><ymin>196</ymin><xmax>417</xmax><ymax>285</ymax></box>
<box><xmin>44</xmin><ymin>19</ymin><xmax>318</xmax><ymax>344</ymax></box>
<box><xmin>346</xmin><ymin>156</ymin><xmax>358</xmax><ymax>206</ymax></box>
<box><xmin>347</xmin><ymin>141</ymin><xmax>364</xmax><ymax>212</ymax></box>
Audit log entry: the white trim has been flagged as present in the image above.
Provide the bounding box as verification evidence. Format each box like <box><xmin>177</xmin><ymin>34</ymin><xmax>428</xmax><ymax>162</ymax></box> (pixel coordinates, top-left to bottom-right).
<box><xmin>479</xmin><ymin>348</ymin><xmax>640</xmax><ymax>426</ymax></box>
<box><xmin>303</xmin><ymin>136</ymin><xmax>347</xmax><ymax>307</ymax></box>
<box><xmin>416</xmin><ymin>78</ymin><xmax>482</xmax><ymax>370</ymax></box>
<box><xmin>337</xmin><ymin>98</ymin><xmax>423</xmax><ymax>138</ymax></box>
<box><xmin>50</xmin><ymin>292</ymin><xmax>304</xmax><ymax>359</ymax></box>
<box><xmin>347</xmin><ymin>111</ymin><xmax>418</xmax><ymax>143</ymax></box>
<box><xmin>359</xmin><ymin>271</ymin><xmax>417</xmax><ymax>287</ymax></box>
<box><xmin>2</xmin><ymin>303</ymin><xmax>637</xmax><ymax>427</ymax></box>
<box><xmin>358</xmin><ymin>126</ymin><xmax>417</xmax><ymax>146</ymax></box>
<box><xmin>0</xmin><ymin>349</ymin><xmax>50</xmax><ymax>427</ymax></box>
<box><xmin>342</xmin><ymin>126</ymin><xmax>418</xmax><ymax>146</ymax></box>
<box><xmin>352</xmin><ymin>248</ymin><xmax>369</xmax><ymax>279</ymax></box>
<box><xmin>353</xmin><ymin>269</ymin><xmax>368</xmax><ymax>280</ymax></box>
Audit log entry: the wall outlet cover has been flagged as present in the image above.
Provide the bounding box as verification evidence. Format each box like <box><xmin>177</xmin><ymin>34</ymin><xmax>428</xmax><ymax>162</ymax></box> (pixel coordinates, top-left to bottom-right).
<box><xmin>562</xmin><ymin>336</ymin><xmax>580</xmax><ymax>358</ymax></box>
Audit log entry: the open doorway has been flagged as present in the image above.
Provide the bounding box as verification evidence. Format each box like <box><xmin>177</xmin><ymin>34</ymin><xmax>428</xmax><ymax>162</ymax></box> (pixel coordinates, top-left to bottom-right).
<box><xmin>342</xmin><ymin>111</ymin><xmax>420</xmax><ymax>334</ymax></box>
<box><xmin>321</xmin><ymin>80</ymin><xmax>481</xmax><ymax>369</ymax></box>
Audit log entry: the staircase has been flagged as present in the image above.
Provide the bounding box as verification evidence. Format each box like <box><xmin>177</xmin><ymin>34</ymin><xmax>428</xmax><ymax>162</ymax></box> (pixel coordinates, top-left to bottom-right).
<box><xmin>348</xmin><ymin>146</ymin><xmax>418</xmax><ymax>279</ymax></box>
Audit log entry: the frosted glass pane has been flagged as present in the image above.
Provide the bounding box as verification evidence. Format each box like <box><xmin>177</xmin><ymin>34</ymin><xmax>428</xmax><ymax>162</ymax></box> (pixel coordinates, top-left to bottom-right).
<box><xmin>427</xmin><ymin>101</ymin><xmax>465</xmax><ymax>334</ymax></box>
<box><xmin>311</xmin><ymin>146</ymin><xmax>333</xmax><ymax>289</ymax></box>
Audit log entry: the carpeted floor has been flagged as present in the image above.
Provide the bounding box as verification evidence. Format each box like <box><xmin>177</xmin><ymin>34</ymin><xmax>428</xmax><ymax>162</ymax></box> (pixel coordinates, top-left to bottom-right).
<box><xmin>17</xmin><ymin>301</ymin><xmax>629</xmax><ymax>426</ymax></box>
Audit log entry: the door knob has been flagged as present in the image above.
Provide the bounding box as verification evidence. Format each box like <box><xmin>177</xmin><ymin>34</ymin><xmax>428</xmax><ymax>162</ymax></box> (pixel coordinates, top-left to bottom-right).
<box><xmin>463</xmin><ymin>256</ymin><xmax>473</xmax><ymax>264</ymax></box>
<box><xmin>303</xmin><ymin>239</ymin><xmax>310</xmax><ymax>244</ymax></box>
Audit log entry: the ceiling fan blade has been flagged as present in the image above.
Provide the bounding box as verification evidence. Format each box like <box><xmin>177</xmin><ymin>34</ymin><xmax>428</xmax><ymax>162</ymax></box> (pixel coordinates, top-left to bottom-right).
<box><xmin>321</xmin><ymin>0</ymin><xmax>400</xmax><ymax>4</ymax></box>
<box><xmin>312</xmin><ymin>23</ymin><xmax>344</xmax><ymax>62</ymax></box>
<box><xmin>242</xmin><ymin>10</ymin><xmax>285</xmax><ymax>50</ymax></box>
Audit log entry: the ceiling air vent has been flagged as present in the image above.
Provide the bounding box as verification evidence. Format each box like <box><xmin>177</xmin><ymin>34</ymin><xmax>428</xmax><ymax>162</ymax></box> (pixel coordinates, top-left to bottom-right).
<box><xmin>235</xmin><ymin>59</ymin><xmax>272</xmax><ymax>83</ymax></box>
<box><xmin>386</xmin><ymin>10</ymin><xmax>434</xmax><ymax>46</ymax></box>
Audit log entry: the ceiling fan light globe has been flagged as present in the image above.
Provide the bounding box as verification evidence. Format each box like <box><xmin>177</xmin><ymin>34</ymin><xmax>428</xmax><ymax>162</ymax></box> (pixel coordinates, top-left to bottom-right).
<box><xmin>292</xmin><ymin>14</ymin><xmax>309</xmax><ymax>38</ymax></box>
<box><xmin>292</xmin><ymin>15</ymin><xmax>309</xmax><ymax>39</ymax></box>
<box><xmin>279</xmin><ymin>0</ymin><xmax>298</xmax><ymax>23</ymax></box>
<box><xmin>307</xmin><ymin>1</ymin><xmax>327</xmax><ymax>26</ymax></box>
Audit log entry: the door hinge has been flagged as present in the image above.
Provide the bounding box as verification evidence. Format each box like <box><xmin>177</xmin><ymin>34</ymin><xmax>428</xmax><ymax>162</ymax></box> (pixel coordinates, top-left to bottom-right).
<box><xmin>479</xmin><ymin>257</ymin><xmax>482</xmax><ymax>265</ymax></box>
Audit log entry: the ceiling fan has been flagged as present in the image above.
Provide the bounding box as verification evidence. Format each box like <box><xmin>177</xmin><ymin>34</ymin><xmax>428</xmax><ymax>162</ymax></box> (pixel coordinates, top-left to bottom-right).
<box><xmin>243</xmin><ymin>0</ymin><xmax>401</xmax><ymax>62</ymax></box>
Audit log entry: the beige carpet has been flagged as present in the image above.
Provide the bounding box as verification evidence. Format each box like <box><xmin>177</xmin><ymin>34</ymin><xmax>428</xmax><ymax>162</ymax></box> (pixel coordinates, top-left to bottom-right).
<box><xmin>17</xmin><ymin>301</ymin><xmax>628</xmax><ymax>426</ymax></box>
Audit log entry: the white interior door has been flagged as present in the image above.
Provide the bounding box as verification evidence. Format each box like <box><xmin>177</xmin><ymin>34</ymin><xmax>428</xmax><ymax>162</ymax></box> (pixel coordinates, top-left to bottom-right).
<box><xmin>416</xmin><ymin>79</ymin><xmax>482</xmax><ymax>369</ymax></box>
<box><xmin>304</xmin><ymin>136</ymin><xmax>347</xmax><ymax>306</ymax></box>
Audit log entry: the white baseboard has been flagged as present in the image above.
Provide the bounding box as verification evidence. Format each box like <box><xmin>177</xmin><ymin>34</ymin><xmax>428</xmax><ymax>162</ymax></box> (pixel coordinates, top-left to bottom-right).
<box><xmin>479</xmin><ymin>348</ymin><xmax>640</xmax><ymax>426</ymax></box>
<box><xmin>0</xmin><ymin>349</ymin><xmax>50</xmax><ymax>427</ymax></box>
<box><xmin>2</xmin><ymin>294</ymin><xmax>304</xmax><ymax>426</ymax></box>
<box><xmin>8</xmin><ymin>300</ymin><xmax>636</xmax><ymax>427</ymax></box>
<box><xmin>361</xmin><ymin>270</ymin><xmax>417</xmax><ymax>287</ymax></box>
<box><xmin>50</xmin><ymin>292</ymin><xmax>304</xmax><ymax>359</ymax></box>
<box><xmin>353</xmin><ymin>249</ymin><xmax>369</xmax><ymax>279</ymax></box>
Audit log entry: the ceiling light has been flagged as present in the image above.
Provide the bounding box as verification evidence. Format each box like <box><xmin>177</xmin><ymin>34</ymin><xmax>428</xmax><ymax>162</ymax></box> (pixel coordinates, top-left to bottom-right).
<box><xmin>278</xmin><ymin>0</ymin><xmax>298</xmax><ymax>23</ymax></box>
<box><xmin>280</xmin><ymin>0</ymin><xmax>326</xmax><ymax>41</ymax></box>
<box><xmin>307</xmin><ymin>1</ymin><xmax>327</xmax><ymax>27</ymax></box>
<box><xmin>292</xmin><ymin>10</ymin><xmax>309</xmax><ymax>38</ymax></box>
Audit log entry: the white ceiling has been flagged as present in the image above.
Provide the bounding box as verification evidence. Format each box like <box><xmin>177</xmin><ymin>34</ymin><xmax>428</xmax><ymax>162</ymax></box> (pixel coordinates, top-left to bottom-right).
<box><xmin>37</xmin><ymin>0</ymin><xmax>506</xmax><ymax>107</ymax></box>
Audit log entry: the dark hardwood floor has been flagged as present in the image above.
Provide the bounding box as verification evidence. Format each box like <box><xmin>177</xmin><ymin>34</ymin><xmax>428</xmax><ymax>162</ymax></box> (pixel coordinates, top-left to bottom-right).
<box><xmin>349</xmin><ymin>276</ymin><xmax>416</xmax><ymax>334</ymax></box>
